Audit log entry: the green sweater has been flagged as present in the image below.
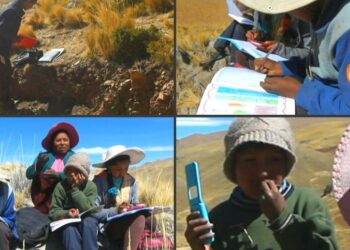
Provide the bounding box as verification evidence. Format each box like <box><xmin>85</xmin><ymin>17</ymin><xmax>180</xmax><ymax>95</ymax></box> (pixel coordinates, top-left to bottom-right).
<box><xmin>49</xmin><ymin>179</ymin><xmax>97</xmax><ymax>221</ymax></box>
<box><xmin>209</xmin><ymin>185</ymin><xmax>338</xmax><ymax>250</ymax></box>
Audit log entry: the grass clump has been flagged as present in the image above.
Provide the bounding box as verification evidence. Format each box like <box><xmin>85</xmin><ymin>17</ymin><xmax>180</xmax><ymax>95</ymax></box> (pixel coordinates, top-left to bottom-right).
<box><xmin>144</xmin><ymin>0</ymin><xmax>173</xmax><ymax>13</ymax></box>
<box><xmin>111</xmin><ymin>25</ymin><xmax>159</xmax><ymax>65</ymax></box>
<box><xmin>147</xmin><ymin>33</ymin><xmax>173</xmax><ymax>69</ymax></box>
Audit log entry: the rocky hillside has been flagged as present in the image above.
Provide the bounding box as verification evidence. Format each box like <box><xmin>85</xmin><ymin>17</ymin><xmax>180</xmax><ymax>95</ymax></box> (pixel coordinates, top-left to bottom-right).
<box><xmin>1</xmin><ymin>0</ymin><xmax>174</xmax><ymax>115</ymax></box>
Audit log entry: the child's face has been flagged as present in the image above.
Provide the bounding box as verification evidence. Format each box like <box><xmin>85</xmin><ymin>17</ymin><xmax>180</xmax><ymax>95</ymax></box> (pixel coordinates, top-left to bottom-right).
<box><xmin>109</xmin><ymin>159</ymin><xmax>130</xmax><ymax>178</ymax></box>
<box><xmin>233</xmin><ymin>144</ymin><xmax>286</xmax><ymax>200</ymax></box>
<box><xmin>66</xmin><ymin>168</ymin><xmax>85</xmax><ymax>186</ymax></box>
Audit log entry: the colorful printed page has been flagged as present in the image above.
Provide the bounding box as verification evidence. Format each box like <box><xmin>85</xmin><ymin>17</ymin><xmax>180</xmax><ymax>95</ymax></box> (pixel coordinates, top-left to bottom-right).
<box><xmin>226</xmin><ymin>0</ymin><xmax>254</xmax><ymax>26</ymax></box>
<box><xmin>218</xmin><ymin>37</ymin><xmax>287</xmax><ymax>62</ymax></box>
<box><xmin>197</xmin><ymin>67</ymin><xmax>295</xmax><ymax>115</ymax></box>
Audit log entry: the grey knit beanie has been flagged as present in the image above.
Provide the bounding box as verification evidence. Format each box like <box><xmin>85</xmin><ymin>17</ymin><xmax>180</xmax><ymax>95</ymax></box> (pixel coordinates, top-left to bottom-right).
<box><xmin>224</xmin><ymin>118</ymin><xmax>296</xmax><ymax>183</ymax></box>
<box><xmin>64</xmin><ymin>152</ymin><xmax>91</xmax><ymax>179</ymax></box>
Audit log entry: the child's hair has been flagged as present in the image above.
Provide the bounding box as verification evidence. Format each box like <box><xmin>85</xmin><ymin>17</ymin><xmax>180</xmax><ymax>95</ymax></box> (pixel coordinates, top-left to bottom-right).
<box><xmin>223</xmin><ymin>118</ymin><xmax>296</xmax><ymax>183</ymax></box>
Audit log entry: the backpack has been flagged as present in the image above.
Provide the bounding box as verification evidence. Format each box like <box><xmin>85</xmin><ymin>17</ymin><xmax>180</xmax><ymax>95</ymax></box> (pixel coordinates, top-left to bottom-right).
<box><xmin>137</xmin><ymin>229</ymin><xmax>174</xmax><ymax>250</ymax></box>
<box><xmin>15</xmin><ymin>207</ymin><xmax>50</xmax><ymax>249</ymax></box>
<box><xmin>12</xmin><ymin>49</ymin><xmax>43</xmax><ymax>67</ymax></box>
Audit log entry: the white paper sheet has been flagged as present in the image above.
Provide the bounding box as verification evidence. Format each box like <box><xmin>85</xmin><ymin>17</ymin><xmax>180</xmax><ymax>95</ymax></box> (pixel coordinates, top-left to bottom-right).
<box><xmin>226</xmin><ymin>0</ymin><xmax>254</xmax><ymax>26</ymax></box>
<box><xmin>218</xmin><ymin>37</ymin><xmax>287</xmax><ymax>62</ymax></box>
<box><xmin>39</xmin><ymin>48</ymin><xmax>65</xmax><ymax>63</ymax></box>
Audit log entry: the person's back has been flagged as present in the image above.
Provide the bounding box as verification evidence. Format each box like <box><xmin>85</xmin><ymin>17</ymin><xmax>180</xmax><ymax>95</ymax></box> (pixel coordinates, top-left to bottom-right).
<box><xmin>0</xmin><ymin>0</ymin><xmax>24</xmax><ymax>57</ymax></box>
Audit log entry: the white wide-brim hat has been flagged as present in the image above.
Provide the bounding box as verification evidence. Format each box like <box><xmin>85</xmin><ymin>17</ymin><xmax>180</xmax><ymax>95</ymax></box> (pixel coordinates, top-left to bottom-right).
<box><xmin>237</xmin><ymin>0</ymin><xmax>317</xmax><ymax>14</ymax></box>
<box><xmin>93</xmin><ymin>145</ymin><xmax>145</xmax><ymax>168</ymax></box>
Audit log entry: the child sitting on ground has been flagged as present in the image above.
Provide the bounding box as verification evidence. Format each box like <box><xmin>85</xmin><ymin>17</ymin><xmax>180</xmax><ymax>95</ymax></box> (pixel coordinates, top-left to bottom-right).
<box><xmin>185</xmin><ymin>118</ymin><xmax>338</xmax><ymax>249</ymax></box>
<box><xmin>0</xmin><ymin>177</ymin><xmax>17</xmax><ymax>250</ymax></box>
<box><xmin>49</xmin><ymin>152</ymin><xmax>98</xmax><ymax>250</ymax></box>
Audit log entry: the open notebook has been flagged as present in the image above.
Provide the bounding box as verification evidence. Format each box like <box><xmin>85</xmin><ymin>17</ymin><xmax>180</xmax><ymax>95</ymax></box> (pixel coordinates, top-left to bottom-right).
<box><xmin>219</xmin><ymin>37</ymin><xmax>287</xmax><ymax>62</ymax></box>
<box><xmin>106</xmin><ymin>206</ymin><xmax>171</xmax><ymax>222</ymax></box>
<box><xmin>226</xmin><ymin>0</ymin><xmax>254</xmax><ymax>26</ymax></box>
<box><xmin>197</xmin><ymin>67</ymin><xmax>295</xmax><ymax>115</ymax></box>
<box><xmin>50</xmin><ymin>205</ymin><xmax>104</xmax><ymax>232</ymax></box>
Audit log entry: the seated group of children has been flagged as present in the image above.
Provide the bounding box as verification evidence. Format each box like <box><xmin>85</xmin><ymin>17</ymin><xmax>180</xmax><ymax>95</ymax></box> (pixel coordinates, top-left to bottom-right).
<box><xmin>1</xmin><ymin>146</ymin><xmax>149</xmax><ymax>250</ymax></box>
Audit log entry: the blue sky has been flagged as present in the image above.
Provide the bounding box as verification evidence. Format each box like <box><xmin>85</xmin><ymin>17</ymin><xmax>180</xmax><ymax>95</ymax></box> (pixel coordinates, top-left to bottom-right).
<box><xmin>0</xmin><ymin>117</ymin><xmax>174</xmax><ymax>167</ymax></box>
<box><xmin>176</xmin><ymin>117</ymin><xmax>235</xmax><ymax>139</ymax></box>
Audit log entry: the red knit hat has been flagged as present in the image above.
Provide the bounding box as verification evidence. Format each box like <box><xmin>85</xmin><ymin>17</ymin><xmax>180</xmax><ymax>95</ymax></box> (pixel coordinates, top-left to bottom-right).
<box><xmin>41</xmin><ymin>122</ymin><xmax>79</xmax><ymax>150</ymax></box>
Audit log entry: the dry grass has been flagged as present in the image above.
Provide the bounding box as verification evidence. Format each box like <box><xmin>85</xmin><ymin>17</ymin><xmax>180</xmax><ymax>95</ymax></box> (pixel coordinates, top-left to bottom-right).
<box><xmin>132</xmin><ymin>163</ymin><xmax>174</xmax><ymax>248</ymax></box>
<box><xmin>176</xmin><ymin>0</ymin><xmax>230</xmax><ymax>57</ymax></box>
<box><xmin>0</xmin><ymin>163</ymin><xmax>32</xmax><ymax>209</ymax></box>
<box><xmin>23</xmin><ymin>0</ymin><xmax>85</xmax><ymax>30</ymax></box>
<box><xmin>19</xmin><ymin>0</ymin><xmax>173</xmax><ymax>60</ymax></box>
<box><xmin>17</xmin><ymin>23</ymin><xmax>36</xmax><ymax>38</ymax></box>
<box><xmin>144</xmin><ymin>0</ymin><xmax>173</xmax><ymax>13</ymax></box>
<box><xmin>64</xmin><ymin>8</ymin><xmax>86</xmax><ymax>28</ymax></box>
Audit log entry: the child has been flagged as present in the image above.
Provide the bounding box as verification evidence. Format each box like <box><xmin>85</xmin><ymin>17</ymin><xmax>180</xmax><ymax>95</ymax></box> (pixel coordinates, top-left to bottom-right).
<box><xmin>92</xmin><ymin>145</ymin><xmax>147</xmax><ymax>250</ymax></box>
<box><xmin>49</xmin><ymin>152</ymin><xmax>98</xmax><ymax>250</ymax></box>
<box><xmin>0</xmin><ymin>176</ymin><xmax>17</xmax><ymax>250</ymax></box>
<box><xmin>185</xmin><ymin>118</ymin><xmax>338</xmax><ymax>249</ymax></box>
<box><xmin>244</xmin><ymin>0</ymin><xmax>350</xmax><ymax>114</ymax></box>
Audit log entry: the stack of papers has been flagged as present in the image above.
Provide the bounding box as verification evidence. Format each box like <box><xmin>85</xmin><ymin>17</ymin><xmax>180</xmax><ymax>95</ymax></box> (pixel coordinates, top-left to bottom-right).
<box><xmin>39</xmin><ymin>48</ymin><xmax>65</xmax><ymax>63</ymax></box>
<box><xmin>197</xmin><ymin>67</ymin><xmax>295</xmax><ymax>115</ymax></box>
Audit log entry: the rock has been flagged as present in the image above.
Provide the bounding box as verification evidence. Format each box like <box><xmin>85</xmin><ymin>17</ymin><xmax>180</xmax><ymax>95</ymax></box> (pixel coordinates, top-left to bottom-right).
<box><xmin>157</xmin><ymin>92</ymin><xmax>164</xmax><ymax>101</ymax></box>
<box><xmin>129</xmin><ymin>70</ymin><xmax>150</xmax><ymax>91</ymax></box>
<box><xmin>103</xmin><ymin>80</ymin><xmax>115</xmax><ymax>86</ymax></box>
<box><xmin>71</xmin><ymin>105</ymin><xmax>91</xmax><ymax>115</ymax></box>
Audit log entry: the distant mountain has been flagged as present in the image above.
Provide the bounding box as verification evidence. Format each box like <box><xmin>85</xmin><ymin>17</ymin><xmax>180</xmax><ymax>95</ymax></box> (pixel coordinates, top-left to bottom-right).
<box><xmin>130</xmin><ymin>158</ymin><xmax>173</xmax><ymax>181</ymax></box>
<box><xmin>176</xmin><ymin>118</ymin><xmax>350</xmax><ymax>248</ymax></box>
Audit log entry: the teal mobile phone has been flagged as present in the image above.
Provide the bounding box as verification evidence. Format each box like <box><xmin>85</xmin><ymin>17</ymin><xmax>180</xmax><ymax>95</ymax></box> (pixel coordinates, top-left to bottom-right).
<box><xmin>185</xmin><ymin>161</ymin><xmax>214</xmax><ymax>244</ymax></box>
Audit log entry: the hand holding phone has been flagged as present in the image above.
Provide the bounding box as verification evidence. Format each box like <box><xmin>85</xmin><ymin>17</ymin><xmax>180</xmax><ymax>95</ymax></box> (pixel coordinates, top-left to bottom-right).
<box><xmin>185</xmin><ymin>161</ymin><xmax>214</xmax><ymax>244</ymax></box>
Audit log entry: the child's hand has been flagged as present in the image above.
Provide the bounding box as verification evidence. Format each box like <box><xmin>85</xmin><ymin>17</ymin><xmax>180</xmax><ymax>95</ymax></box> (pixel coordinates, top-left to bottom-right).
<box><xmin>259</xmin><ymin>180</ymin><xmax>285</xmax><ymax>220</ymax></box>
<box><xmin>69</xmin><ymin>173</ymin><xmax>86</xmax><ymax>188</ymax></box>
<box><xmin>68</xmin><ymin>208</ymin><xmax>80</xmax><ymax>218</ymax></box>
<box><xmin>118</xmin><ymin>202</ymin><xmax>132</xmax><ymax>213</ymax></box>
<box><xmin>260</xmin><ymin>76</ymin><xmax>301</xmax><ymax>98</ymax></box>
<box><xmin>185</xmin><ymin>211</ymin><xmax>214</xmax><ymax>250</ymax></box>
<box><xmin>253</xmin><ymin>58</ymin><xmax>282</xmax><ymax>75</ymax></box>
<box><xmin>258</xmin><ymin>41</ymin><xmax>277</xmax><ymax>52</ymax></box>
<box><xmin>246</xmin><ymin>30</ymin><xmax>261</xmax><ymax>41</ymax></box>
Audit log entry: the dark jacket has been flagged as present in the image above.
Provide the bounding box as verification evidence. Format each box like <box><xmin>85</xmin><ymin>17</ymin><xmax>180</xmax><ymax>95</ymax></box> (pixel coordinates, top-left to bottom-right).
<box><xmin>0</xmin><ymin>0</ymin><xmax>25</xmax><ymax>57</ymax></box>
